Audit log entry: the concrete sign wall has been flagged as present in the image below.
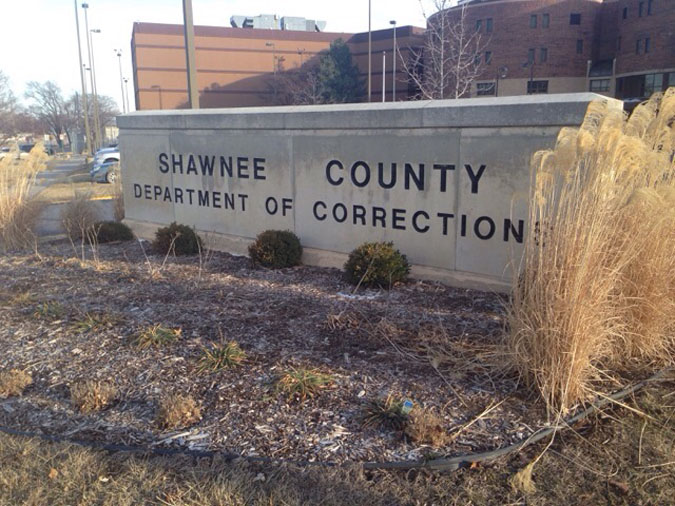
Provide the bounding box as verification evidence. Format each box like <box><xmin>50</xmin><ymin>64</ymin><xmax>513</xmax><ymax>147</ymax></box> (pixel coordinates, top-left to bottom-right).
<box><xmin>117</xmin><ymin>94</ymin><xmax>620</xmax><ymax>291</ymax></box>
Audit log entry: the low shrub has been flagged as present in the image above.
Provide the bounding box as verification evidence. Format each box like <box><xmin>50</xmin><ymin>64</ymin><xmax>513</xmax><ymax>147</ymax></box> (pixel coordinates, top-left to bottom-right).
<box><xmin>0</xmin><ymin>369</ymin><xmax>32</xmax><ymax>398</ymax></box>
<box><xmin>344</xmin><ymin>241</ymin><xmax>410</xmax><ymax>288</ymax></box>
<box><xmin>70</xmin><ymin>380</ymin><xmax>117</xmax><ymax>413</ymax></box>
<box><xmin>156</xmin><ymin>393</ymin><xmax>201</xmax><ymax>429</ymax></box>
<box><xmin>152</xmin><ymin>222</ymin><xmax>202</xmax><ymax>256</ymax></box>
<box><xmin>248</xmin><ymin>230</ymin><xmax>302</xmax><ymax>269</ymax></box>
<box><xmin>94</xmin><ymin>221</ymin><xmax>133</xmax><ymax>243</ymax></box>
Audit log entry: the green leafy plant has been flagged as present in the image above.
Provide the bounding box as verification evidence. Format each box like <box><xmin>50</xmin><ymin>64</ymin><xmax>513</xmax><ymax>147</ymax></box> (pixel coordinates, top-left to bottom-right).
<box><xmin>94</xmin><ymin>221</ymin><xmax>134</xmax><ymax>243</ymax></box>
<box><xmin>33</xmin><ymin>301</ymin><xmax>66</xmax><ymax>320</ymax></box>
<box><xmin>71</xmin><ymin>312</ymin><xmax>116</xmax><ymax>333</ymax></box>
<box><xmin>248</xmin><ymin>230</ymin><xmax>302</xmax><ymax>269</ymax></box>
<box><xmin>344</xmin><ymin>241</ymin><xmax>410</xmax><ymax>288</ymax></box>
<box><xmin>135</xmin><ymin>325</ymin><xmax>181</xmax><ymax>349</ymax></box>
<box><xmin>362</xmin><ymin>395</ymin><xmax>409</xmax><ymax>431</ymax></box>
<box><xmin>197</xmin><ymin>341</ymin><xmax>246</xmax><ymax>373</ymax></box>
<box><xmin>276</xmin><ymin>368</ymin><xmax>333</xmax><ymax>402</ymax></box>
<box><xmin>152</xmin><ymin>222</ymin><xmax>202</xmax><ymax>256</ymax></box>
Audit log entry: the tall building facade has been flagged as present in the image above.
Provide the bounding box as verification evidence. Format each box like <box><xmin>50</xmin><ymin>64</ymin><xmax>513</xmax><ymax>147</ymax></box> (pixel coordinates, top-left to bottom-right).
<box><xmin>439</xmin><ymin>0</ymin><xmax>674</xmax><ymax>100</ymax></box>
<box><xmin>131</xmin><ymin>1</ymin><xmax>673</xmax><ymax>110</ymax></box>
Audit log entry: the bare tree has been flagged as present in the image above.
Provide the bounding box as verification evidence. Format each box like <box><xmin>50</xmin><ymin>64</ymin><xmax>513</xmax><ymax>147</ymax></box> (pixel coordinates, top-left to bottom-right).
<box><xmin>0</xmin><ymin>71</ymin><xmax>18</xmax><ymax>145</ymax></box>
<box><xmin>402</xmin><ymin>0</ymin><xmax>489</xmax><ymax>100</ymax></box>
<box><xmin>267</xmin><ymin>64</ymin><xmax>324</xmax><ymax>105</ymax></box>
<box><xmin>25</xmin><ymin>81</ymin><xmax>68</xmax><ymax>148</ymax></box>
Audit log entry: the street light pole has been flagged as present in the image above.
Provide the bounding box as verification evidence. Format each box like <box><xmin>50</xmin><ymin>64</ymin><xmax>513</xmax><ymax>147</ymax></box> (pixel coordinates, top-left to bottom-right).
<box><xmin>368</xmin><ymin>0</ymin><xmax>372</xmax><ymax>102</ymax></box>
<box><xmin>182</xmin><ymin>0</ymin><xmax>200</xmax><ymax>109</ymax></box>
<box><xmin>382</xmin><ymin>51</ymin><xmax>386</xmax><ymax>103</ymax></box>
<box><xmin>73</xmin><ymin>0</ymin><xmax>91</xmax><ymax>154</ymax></box>
<box><xmin>115</xmin><ymin>49</ymin><xmax>126</xmax><ymax>113</ymax></box>
<box><xmin>390</xmin><ymin>20</ymin><xmax>397</xmax><ymax>102</ymax></box>
<box><xmin>82</xmin><ymin>4</ymin><xmax>101</xmax><ymax>151</ymax></box>
<box><xmin>123</xmin><ymin>77</ymin><xmax>130</xmax><ymax>112</ymax></box>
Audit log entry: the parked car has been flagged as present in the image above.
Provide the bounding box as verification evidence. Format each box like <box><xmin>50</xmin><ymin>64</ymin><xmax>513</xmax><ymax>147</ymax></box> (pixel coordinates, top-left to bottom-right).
<box><xmin>91</xmin><ymin>160</ymin><xmax>120</xmax><ymax>183</ymax></box>
<box><xmin>90</xmin><ymin>148</ymin><xmax>120</xmax><ymax>183</ymax></box>
<box><xmin>0</xmin><ymin>147</ymin><xmax>10</xmax><ymax>160</ymax></box>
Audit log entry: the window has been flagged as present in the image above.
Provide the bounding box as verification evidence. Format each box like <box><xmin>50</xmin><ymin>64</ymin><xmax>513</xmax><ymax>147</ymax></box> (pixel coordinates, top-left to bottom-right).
<box><xmin>570</xmin><ymin>13</ymin><xmax>581</xmax><ymax>25</ymax></box>
<box><xmin>476</xmin><ymin>19</ymin><xmax>482</xmax><ymax>31</ymax></box>
<box><xmin>622</xmin><ymin>7</ymin><xmax>628</xmax><ymax>19</ymax></box>
<box><xmin>530</xmin><ymin>15</ymin><xmax>537</xmax><ymax>28</ymax></box>
<box><xmin>485</xmin><ymin>51</ymin><xmax>492</xmax><ymax>64</ymax></box>
<box><xmin>486</xmin><ymin>18</ymin><xmax>493</xmax><ymax>32</ymax></box>
<box><xmin>645</xmin><ymin>73</ymin><xmax>664</xmax><ymax>96</ymax></box>
<box><xmin>527</xmin><ymin>80</ymin><xmax>548</xmax><ymax>94</ymax></box>
<box><xmin>636</xmin><ymin>39</ymin><xmax>643</xmax><ymax>54</ymax></box>
<box><xmin>528</xmin><ymin>48</ymin><xmax>535</xmax><ymax>64</ymax></box>
<box><xmin>590</xmin><ymin>79</ymin><xmax>611</xmax><ymax>92</ymax></box>
<box><xmin>474</xmin><ymin>54</ymin><xmax>481</xmax><ymax>65</ymax></box>
<box><xmin>576</xmin><ymin>39</ymin><xmax>583</xmax><ymax>54</ymax></box>
<box><xmin>542</xmin><ymin>14</ymin><xmax>550</xmax><ymax>28</ymax></box>
<box><xmin>645</xmin><ymin>37</ymin><xmax>651</xmax><ymax>53</ymax></box>
<box><xmin>648</xmin><ymin>0</ymin><xmax>653</xmax><ymax>15</ymax></box>
<box><xmin>540</xmin><ymin>47</ymin><xmax>548</xmax><ymax>63</ymax></box>
<box><xmin>477</xmin><ymin>82</ymin><xmax>496</xmax><ymax>96</ymax></box>
<box><xmin>639</xmin><ymin>1</ymin><xmax>644</xmax><ymax>16</ymax></box>
<box><xmin>617</xmin><ymin>36</ymin><xmax>622</xmax><ymax>51</ymax></box>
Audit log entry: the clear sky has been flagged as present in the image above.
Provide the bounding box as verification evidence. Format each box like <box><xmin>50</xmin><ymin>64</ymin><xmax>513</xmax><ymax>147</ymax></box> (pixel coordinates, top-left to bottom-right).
<box><xmin>1</xmin><ymin>0</ymin><xmax>435</xmax><ymax>112</ymax></box>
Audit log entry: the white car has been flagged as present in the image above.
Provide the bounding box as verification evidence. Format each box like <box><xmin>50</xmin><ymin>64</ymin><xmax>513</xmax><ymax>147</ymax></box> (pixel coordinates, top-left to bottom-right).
<box><xmin>90</xmin><ymin>148</ymin><xmax>120</xmax><ymax>183</ymax></box>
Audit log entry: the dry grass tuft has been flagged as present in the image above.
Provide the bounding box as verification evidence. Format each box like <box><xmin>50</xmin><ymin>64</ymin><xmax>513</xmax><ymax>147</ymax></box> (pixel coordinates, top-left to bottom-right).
<box><xmin>0</xmin><ymin>144</ymin><xmax>47</xmax><ymax>251</ymax></box>
<box><xmin>508</xmin><ymin>89</ymin><xmax>675</xmax><ymax>413</ymax></box>
<box><xmin>276</xmin><ymin>368</ymin><xmax>334</xmax><ymax>402</ymax></box>
<box><xmin>70</xmin><ymin>380</ymin><xmax>117</xmax><ymax>413</ymax></box>
<box><xmin>197</xmin><ymin>340</ymin><xmax>246</xmax><ymax>373</ymax></box>
<box><xmin>61</xmin><ymin>191</ymin><xmax>100</xmax><ymax>241</ymax></box>
<box><xmin>404</xmin><ymin>408</ymin><xmax>451</xmax><ymax>446</ymax></box>
<box><xmin>135</xmin><ymin>325</ymin><xmax>181</xmax><ymax>349</ymax></box>
<box><xmin>156</xmin><ymin>393</ymin><xmax>201</xmax><ymax>429</ymax></box>
<box><xmin>325</xmin><ymin>311</ymin><xmax>361</xmax><ymax>331</ymax></box>
<box><xmin>0</xmin><ymin>369</ymin><xmax>32</xmax><ymax>398</ymax></box>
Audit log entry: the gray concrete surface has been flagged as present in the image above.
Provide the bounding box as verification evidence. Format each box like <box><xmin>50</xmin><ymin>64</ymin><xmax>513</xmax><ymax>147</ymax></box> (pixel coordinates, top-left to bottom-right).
<box><xmin>117</xmin><ymin>94</ymin><xmax>623</xmax><ymax>291</ymax></box>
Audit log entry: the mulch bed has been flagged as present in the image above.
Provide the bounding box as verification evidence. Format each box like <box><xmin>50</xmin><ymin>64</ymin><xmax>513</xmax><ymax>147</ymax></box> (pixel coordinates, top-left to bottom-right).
<box><xmin>0</xmin><ymin>240</ymin><xmax>546</xmax><ymax>464</ymax></box>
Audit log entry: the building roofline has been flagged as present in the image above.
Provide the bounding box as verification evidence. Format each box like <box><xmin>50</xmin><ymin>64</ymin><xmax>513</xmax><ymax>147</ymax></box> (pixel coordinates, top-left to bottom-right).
<box><xmin>132</xmin><ymin>22</ymin><xmax>353</xmax><ymax>41</ymax></box>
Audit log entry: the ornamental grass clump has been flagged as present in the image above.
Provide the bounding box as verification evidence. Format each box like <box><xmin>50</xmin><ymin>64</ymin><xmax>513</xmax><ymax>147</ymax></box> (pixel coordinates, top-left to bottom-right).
<box><xmin>153</xmin><ymin>222</ymin><xmax>202</xmax><ymax>256</ymax></box>
<box><xmin>0</xmin><ymin>144</ymin><xmax>47</xmax><ymax>251</ymax></box>
<box><xmin>507</xmin><ymin>89</ymin><xmax>675</xmax><ymax>413</ymax></box>
<box><xmin>344</xmin><ymin>241</ymin><xmax>410</xmax><ymax>288</ymax></box>
<box><xmin>248</xmin><ymin>230</ymin><xmax>302</xmax><ymax>268</ymax></box>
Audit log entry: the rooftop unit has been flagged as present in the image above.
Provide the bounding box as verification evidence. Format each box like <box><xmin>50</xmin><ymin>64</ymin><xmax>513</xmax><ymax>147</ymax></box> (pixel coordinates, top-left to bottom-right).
<box><xmin>230</xmin><ymin>14</ymin><xmax>326</xmax><ymax>32</ymax></box>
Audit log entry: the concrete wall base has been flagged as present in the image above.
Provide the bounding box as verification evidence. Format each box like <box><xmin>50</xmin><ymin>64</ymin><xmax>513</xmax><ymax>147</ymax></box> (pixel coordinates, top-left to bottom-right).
<box><xmin>125</xmin><ymin>218</ymin><xmax>512</xmax><ymax>293</ymax></box>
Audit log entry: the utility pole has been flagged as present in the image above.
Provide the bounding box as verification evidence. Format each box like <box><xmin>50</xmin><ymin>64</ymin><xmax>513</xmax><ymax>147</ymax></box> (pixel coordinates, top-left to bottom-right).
<box><xmin>89</xmin><ymin>28</ymin><xmax>102</xmax><ymax>148</ymax></box>
<box><xmin>82</xmin><ymin>3</ymin><xmax>100</xmax><ymax>151</ymax></box>
<box><xmin>115</xmin><ymin>49</ymin><xmax>126</xmax><ymax>113</ymax></box>
<box><xmin>368</xmin><ymin>0</ymin><xmax>372</xmax><ymax>102</ymax></box>
<box><xmin>182</xmin><ymin>0</ymin><xmax>200</xmax><ymax>109</ymax></box>
<box><xmin>390</xmin><ymin>20</ymin><xmax>397</xmax><ymax>101</ymax></box>
<box><xmin>73</xmin><ymin>0</ymin><xmax>92</xmax><ymax>154</ymax></box>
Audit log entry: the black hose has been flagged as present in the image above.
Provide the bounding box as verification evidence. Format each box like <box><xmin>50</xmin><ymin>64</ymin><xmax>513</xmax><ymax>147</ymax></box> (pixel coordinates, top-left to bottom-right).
<box><xmin>0</xmin><ymin>367</ymin><xmax>671</xmax><ymax>472</ymax></box>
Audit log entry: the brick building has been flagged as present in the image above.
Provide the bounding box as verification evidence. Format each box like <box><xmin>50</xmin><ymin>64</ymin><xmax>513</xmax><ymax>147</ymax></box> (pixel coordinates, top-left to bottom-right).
<box><xmin>440</xmin><ymin>0</ymin><xmax>674</xmax><ymax>99</ymax></box>
<box><xmin>131</xmin><ymin>22</ymin><xmax>423</xmax><ymax>110</ymax></box>
<box><xmin>131</xmin><ymin>1</ymin><xmax>673</xmax><ymax>110</ymax></box>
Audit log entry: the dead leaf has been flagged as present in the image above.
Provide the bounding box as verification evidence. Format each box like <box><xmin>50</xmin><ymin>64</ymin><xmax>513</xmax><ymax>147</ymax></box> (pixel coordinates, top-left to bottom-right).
<box><xmin>48</xmin><ymin>468</ymin><xmax>58</xmax><ymax>480</ymax></box>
